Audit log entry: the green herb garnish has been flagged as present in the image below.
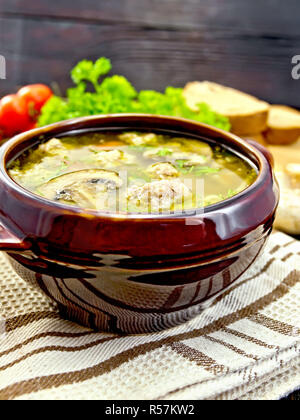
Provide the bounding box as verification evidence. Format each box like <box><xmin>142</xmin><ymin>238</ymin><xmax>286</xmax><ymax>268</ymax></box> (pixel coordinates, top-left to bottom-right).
<box><xmin>157</xmin><ymin>148</ymin><xmax>172</xmax><ymax>157</ymax></box>
<box><xmin>38</xmin><ymin>57</ymin><xmax>231</xmax><ymax>131</ymax></box>
<box><xmin>175</xmin><ymin>159</ymin><xmax>187</xmax><ymax>168</ymax></box>
<box><xmin>175</xmin><ymin>159</ymin><xmax>221</xmax><ymax>175</ymax></box>
<box><xmin>226</xmin><ymin>189</ymin><xmax>237</xmax><ymax>198</ymax></box>
<box><xmin>88</xmin><ymin>147</ymin><xmax>99</xmax><ymax>154</ymax></box>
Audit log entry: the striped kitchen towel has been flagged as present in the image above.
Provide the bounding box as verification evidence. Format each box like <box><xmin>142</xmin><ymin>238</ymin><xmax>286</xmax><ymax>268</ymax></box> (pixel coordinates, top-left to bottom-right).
<box><xmin>0</xmin><ymin>230</ymin><xmax>299</xmax><ymax>400</ymax></box>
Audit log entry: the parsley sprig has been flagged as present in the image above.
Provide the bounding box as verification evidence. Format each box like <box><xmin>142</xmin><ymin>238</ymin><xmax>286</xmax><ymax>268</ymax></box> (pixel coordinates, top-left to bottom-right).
<box><xmin>38</xmin><ymin>57</ymin><xmax>231</xmax><ymax>132</ymax></box>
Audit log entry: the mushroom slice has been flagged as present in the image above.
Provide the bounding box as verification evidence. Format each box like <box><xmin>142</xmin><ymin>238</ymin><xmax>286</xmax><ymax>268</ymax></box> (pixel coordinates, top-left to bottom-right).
<box><xmin>39</xmin><ymin>169</ymin><xmax>122</xmax><ymax>209</ymax></box>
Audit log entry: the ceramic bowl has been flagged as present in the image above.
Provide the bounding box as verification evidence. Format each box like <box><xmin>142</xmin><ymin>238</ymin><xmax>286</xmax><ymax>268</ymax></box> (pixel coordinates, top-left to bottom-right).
<box><xmin>0</xmin><ymin>114</ymin><xmax>279</xmax><ymax>333</ymax></box>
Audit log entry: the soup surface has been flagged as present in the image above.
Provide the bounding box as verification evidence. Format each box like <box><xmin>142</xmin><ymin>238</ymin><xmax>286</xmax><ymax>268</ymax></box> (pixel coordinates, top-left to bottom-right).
<box><xmin>8</xmin><ymin>131</ymin><xmax>257</xmax><ymax>213</ymax></box>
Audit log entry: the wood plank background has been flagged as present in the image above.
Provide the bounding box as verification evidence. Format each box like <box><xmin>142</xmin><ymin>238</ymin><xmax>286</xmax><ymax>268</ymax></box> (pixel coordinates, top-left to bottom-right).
<box><xmin>0</xmin><ymin>0</ymin><xmax>299</xmax><ymax>107</ymax></box>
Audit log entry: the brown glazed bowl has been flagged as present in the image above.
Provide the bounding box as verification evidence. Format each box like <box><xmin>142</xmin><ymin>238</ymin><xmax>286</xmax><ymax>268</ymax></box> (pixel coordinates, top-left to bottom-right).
<box><xmin>0</xmin><ymin>114</ymin><xmax>279</xmax><ymax>333</ymax></box>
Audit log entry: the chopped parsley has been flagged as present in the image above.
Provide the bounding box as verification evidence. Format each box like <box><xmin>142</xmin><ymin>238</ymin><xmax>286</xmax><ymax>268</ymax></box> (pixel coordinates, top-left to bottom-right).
<box><xmin>175</xmin><ymin>159</ymin><xmax>221</xmax><ymax>175</ymax></box>
<box><xmin>156</xmin><ymin>148</ymin><xmax>173</xmax><ymax>157</ymax></box>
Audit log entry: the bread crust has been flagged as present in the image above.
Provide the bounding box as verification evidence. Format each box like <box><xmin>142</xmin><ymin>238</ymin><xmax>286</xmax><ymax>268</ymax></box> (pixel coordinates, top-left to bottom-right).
<box><xmin>229</xmin><ymin>110</ymin><xmax>268</xmax><ymax>136</ymax></box>
<box><xmin>264</xmin><ymin>105</ymin><xmax>300</xmax><ymax>145</ymax></box>
<box><xmin>265</xmin><ymin>127</ymin><xmax>300</xmax><ymax>145</ymax></box>
<box><xmin>273</xmin><ymin>170</ymin><xmax>300</xmax><ymax>234</ymax></box>
<box><xmin>183</xmin><ymin>81</ymin><xmax>269</xmax><ymax>135</ymax></box>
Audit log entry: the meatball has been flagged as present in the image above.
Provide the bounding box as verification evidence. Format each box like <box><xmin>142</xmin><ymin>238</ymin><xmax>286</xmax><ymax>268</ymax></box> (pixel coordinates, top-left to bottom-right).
<box><xmin>95</xmin><ymin>149</ymin><xmax>135</xmax><ymax>167</ymax></box>
<box><xmin>39</xmin><ymin>138</ymin><xmax>67</xmax><ymax>155</ymax></box>
<box><xmin>119</xmin><ymin>132</ymin><xmax>158</xmax><ymax>146</ymax></box>
<box><xmin>127</xmin><ymin>179</ymin><xmax>191</xmax><ymax>211</ymax></box>
<box><xmin>146</xmin><ymin>162</ymin><xmax>179</xmax><ymax>179</ymax></box>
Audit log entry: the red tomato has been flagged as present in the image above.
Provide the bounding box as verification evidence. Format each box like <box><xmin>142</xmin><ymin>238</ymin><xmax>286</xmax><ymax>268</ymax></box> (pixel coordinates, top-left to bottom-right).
<box><xmin>25</xmin><ymin>122</ymin><xmax>37</xmax><ymax>131</ymax></box>
<box><xmin>18</xmin><ymin>84</ymin><xmax>53</xmax><ymax>116</ymax></box>
<box><xmin>0</xmin><ymin>94</ymin><xmax>32</xmax><ymax>137</ymax></box>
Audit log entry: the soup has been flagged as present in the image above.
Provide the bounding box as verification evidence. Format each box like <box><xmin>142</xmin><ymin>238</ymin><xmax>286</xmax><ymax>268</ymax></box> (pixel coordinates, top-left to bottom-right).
<box><xmin>8</xmin><ymin>131</ymin><xmax>257</xmax><ymax>213</ymax></box>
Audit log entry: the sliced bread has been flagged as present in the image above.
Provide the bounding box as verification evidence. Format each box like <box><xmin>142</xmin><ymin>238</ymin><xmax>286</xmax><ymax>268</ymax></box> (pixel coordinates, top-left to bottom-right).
<box><xmin>273</xmin><ymin>169</ymin><xmax>300</xmax><ymax>235</ymax></box>
<box><xmin>183</xmin><ymin>81</ymin><xmax>270</xmax><ymax>136</ymax></box>
<box><xmin>267</xmin><ymin>140</ymin><xmax>300</xmax><ymax>234</ymax></box>
<box><xmin>264</xmin><ymin>105</ymin><xmax>300</xmax><ymax>145</ymax></box>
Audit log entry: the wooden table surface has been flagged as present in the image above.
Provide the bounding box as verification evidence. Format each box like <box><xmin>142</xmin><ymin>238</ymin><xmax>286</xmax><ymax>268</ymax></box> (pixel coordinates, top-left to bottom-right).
<box><xmin>0</xmin><ymin>0</ymin><xmax>299</xmax><ymax>400</ymax></box>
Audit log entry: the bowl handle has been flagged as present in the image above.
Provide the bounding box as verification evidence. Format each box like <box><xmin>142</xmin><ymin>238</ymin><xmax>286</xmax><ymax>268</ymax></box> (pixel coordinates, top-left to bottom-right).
<box><xmin>0</xmin><ymin>221</ymin><xmax>31</xmax><ymax>251</ymax></box>
<box><xmin>246</xmin><ymin>139</ymin><xmax>274</xmax><ymax>167</ymax></box>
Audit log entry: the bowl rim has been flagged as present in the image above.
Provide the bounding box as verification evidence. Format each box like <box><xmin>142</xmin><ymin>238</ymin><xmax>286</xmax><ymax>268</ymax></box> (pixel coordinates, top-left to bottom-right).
<box><xmin>0</xmin><ymin>113</ymin><xmax>269</xmax><ymax>220</ymax></box>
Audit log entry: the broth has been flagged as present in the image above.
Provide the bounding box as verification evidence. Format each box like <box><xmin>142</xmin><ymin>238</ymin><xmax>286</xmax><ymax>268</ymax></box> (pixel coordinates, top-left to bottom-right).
<box><xmin>8</xmin><ymin>131</ymin><xmax>257</xmax><ymax>213</ymax></box>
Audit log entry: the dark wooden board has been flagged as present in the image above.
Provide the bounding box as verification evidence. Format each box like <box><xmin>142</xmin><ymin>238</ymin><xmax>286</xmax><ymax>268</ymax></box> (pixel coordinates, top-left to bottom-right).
<box><xmin>1</xmin><ymin>0</ymin><xmax>300</xmax><ymax>35</ymax></box>
<box><xmin>0</xmin><ymin>1</ymin><xmax>300</xmax><ymax>106</ymax></box>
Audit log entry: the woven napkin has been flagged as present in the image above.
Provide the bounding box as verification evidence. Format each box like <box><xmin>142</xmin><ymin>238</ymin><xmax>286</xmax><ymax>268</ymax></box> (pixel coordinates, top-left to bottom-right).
<box><xmin>0</xmin><ymin>230</ymin><xmax>299</xmax><ymax>400</ymax></box>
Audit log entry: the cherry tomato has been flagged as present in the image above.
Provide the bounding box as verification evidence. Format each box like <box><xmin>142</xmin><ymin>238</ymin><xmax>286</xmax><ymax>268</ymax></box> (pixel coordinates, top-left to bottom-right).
<box><xmin>0</xmin><ymin>84</ymin><xmax>52</xmax><ymax>138</ymax></box>
<box><xmin>0</xmin><ymin>94</ymin><xmax>32</xmax><ymax>137</ymax></box>
<box><xmin>18</xmin><ymin>84</ymin><xmax>53</xmax><ymax>116</ymax></box>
